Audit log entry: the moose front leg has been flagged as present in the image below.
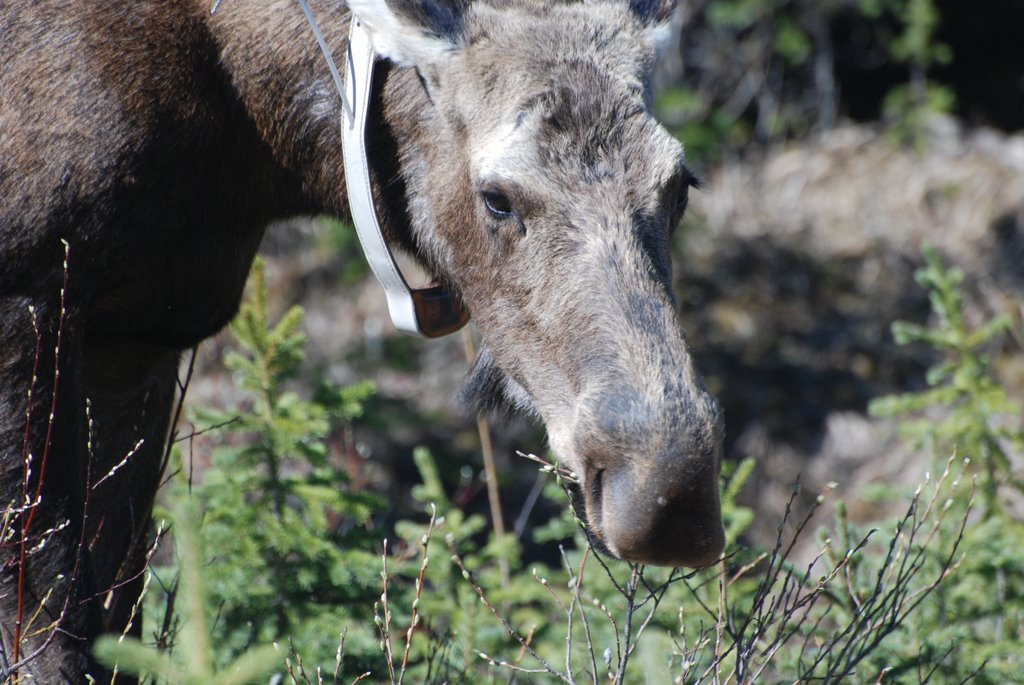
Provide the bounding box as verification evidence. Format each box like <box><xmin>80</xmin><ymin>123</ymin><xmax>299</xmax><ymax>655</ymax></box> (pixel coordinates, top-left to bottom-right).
<box><xmin>78</xmin><ymin>338</ymin><xmax>181</xmax><ymax>643</ymax></box>
<box><xmin>1</xmin><ymin>292</ymin><xmax>182</xmax><ymax>682</ymax></box>
<box><xmin>0</xmin><ymin>294</ymin><xmax>102</xmax><ymax>682</ymax></box>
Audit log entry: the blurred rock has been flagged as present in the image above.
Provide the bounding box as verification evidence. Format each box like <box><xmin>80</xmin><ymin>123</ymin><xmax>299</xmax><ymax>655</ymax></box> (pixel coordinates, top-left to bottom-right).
<box><xmin>681</xmin><ymin>121</ymin><xmax>1024</xmax><ymax>545</ymax></box>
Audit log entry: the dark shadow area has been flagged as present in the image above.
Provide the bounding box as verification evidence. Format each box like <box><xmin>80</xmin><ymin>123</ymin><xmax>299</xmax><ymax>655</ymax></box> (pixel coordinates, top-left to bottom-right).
<box><xmin>673</xmin><ymin>232</ymin><xmax>934</xmax><ymax>463</ymax></box>
<box><xmin>832</xmin><ymin>0</ymin><xmax>1024</xmax><ymax>131</ymax></box>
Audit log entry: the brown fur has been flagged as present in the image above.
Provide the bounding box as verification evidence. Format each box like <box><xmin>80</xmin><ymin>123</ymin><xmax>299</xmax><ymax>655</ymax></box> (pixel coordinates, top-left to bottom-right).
<box><xmin>0</xmin><ymin>0</ymin><xmax>722</xmax><ymax>679</ymax></box>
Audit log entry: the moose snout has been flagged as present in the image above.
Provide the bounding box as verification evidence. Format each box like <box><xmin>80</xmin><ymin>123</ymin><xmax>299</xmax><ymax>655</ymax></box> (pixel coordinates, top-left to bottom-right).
<box><xmin>574</xmin><ymin>391</ymin><xmax>725</xmax><ymax>568</ymax></box>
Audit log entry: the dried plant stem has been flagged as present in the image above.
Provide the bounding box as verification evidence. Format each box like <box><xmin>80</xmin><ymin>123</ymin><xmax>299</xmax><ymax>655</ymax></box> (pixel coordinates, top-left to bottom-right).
<box><xmin>462</xmin><ymin>328</ymin><xmax>509</xmax><ymax>588</ymax></box>
<box><xmin>11</xmin><ymin>241</ymin><xmax>70</xmax><ymax>678</ymax></box>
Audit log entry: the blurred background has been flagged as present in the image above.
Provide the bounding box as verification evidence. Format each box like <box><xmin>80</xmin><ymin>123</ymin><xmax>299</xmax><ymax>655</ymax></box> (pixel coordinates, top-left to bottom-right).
<box><xmin>141</xmin><ymin>2</ymin><xmax>1024</xmax><ymax>679</ymax></box>
<box><xmin>183</xmin><ymin>0</ymin><xmax>1024</xmax><ymax>562</ymax></box>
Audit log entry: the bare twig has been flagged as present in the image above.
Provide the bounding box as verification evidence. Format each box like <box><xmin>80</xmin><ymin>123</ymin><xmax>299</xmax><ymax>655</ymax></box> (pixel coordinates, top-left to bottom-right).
<box><xmin>447</xmin><ymin>538</ymin><xmax>571</xmax><ymax>684</ymax></box>
<box><xmin>161</xmin><ymin>346</ymin><xmax>197</xmax><ymax>491</ymax></box>
<box><xmin>517</xmin><ymin>451</ymin><xmax>579</xmax><ymax>485</ymax></box>
<box><xmin>13</xmin><ymin>242</ymin><xmax>70</xmax><ymax>669</ymax></box>
<box><xmin>376</xmin><ymin>538</ymin><xmax>398</xmax><ymax>684</ymax></box>
<box><xmin>396</xmin><ymin>504</ymin><xmax>437</xmax><ymax>685</ymax></box>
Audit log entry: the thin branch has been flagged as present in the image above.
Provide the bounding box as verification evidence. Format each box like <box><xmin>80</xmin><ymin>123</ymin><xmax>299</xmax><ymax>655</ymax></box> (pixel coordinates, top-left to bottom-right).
<box><xmin>448</xmin><ymin>538</ymin><xmax>571</xmax><ymax>684</ymax></box>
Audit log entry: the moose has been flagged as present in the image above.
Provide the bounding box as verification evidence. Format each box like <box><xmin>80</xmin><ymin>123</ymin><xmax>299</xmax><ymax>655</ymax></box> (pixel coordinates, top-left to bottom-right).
<box><xmin>0</xmin><ymin>0</ymin><xmax>724</xmax><ymax>680</ymax></box>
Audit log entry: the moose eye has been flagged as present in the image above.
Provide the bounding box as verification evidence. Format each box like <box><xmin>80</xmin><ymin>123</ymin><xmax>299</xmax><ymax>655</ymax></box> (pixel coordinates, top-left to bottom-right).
<box><xmin>670</xmin><ymin>169</ymin><xmax>698</xmax><ymax>220</ymax></box>
<box><xmin>674</xmin><ymin>187</ymin><xmax>689</xmax><ymax>216</ymax></box>
<box><xmin>482</xmin><ymin>190</ymin><xmax>515</xmax><ymax>219</ymax></box>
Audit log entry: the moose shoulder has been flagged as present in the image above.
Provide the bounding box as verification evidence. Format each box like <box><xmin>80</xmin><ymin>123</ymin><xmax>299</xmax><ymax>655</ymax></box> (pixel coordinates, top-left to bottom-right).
<box><xmin>0</xmin><ymin>0</ymin><xmax>723</xmax><ymax>680</ymax></box>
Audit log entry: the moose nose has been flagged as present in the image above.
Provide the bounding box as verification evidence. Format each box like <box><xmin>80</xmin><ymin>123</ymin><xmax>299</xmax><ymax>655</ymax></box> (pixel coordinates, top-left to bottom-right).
<box><xmin>599</xmin><ymin>459</ymin><xmax>724</xmax><ymax>566</ymax></box>
<box><xmin>576</xmin><ymin>392</ymin><xmax>724</xmax><ymax>567</ymax></box>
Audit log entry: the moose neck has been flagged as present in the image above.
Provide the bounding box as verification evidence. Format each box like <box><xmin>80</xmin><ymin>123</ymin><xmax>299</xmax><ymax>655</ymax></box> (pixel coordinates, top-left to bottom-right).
<box><xmin>202</xmin><ymin>0</ymin><xmax>430</xmax><ymax>257</ymax></box>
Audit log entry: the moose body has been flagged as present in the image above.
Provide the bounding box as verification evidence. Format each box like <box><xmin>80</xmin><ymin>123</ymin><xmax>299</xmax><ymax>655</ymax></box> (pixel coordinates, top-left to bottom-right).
<box><xmin>0</xmin><ymin>0</ymin><xmax>724</xmax><ymax>680</ymax></box>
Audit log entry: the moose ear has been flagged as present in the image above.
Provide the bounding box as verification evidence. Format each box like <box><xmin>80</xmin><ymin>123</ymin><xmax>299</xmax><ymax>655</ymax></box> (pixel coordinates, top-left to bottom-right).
<box><xmin>627</xmin><ymin>0</ymin><xmax>677</xmax><ymax>24</ymax></box>
<box><xmin>346</xmin><ymin>0</ymin><xmax>468</xmax><ymax>66</ymax></box>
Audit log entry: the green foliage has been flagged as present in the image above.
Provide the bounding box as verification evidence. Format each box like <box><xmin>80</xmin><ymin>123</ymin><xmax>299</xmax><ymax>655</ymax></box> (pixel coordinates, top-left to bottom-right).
<box><xmin>867</xmin><ymin>245</ymin><xmax>1024</xmax><ymax>682</ymax></box>
<box><xmin>860</xmin><ymin>0</ymin><xmax>952</xmax><ymax>68</ymax></box>
<box><xmin>706</xmin><ymin>0</ymin><xmax>765</xmax><ymax>29</ymax></box>
<box><xmin>159</xmin><ymin>258</ymin><xmax>387</xmax><ymax>676</ymax></box>
<box><xmin>656</xmin><ymin>0</ymin><xmax>815</xmax><ymax>157</ymax></box>
<box><xmin>380</xmin><ymin>447</ymin><xmax>546</xmax><ymax>682</ymax></box>
<box><xmin>656</xmin><ymin>86</ymin><xmax>751</xmax><ymax>163</ymax></box>
<box><xmin>721</xmin><ymin>457</ymin><xmax>757</xmax><ymax>545</ymax></box>
<box><xmin>869</xmin><ymin>245</ymin><xmax>1023</xmax><ymax>511</ymax></box>
<box><xmin>318</xmin><ymin>218</ymin><xmax>371</xmax><ymax>285</ymax></box>
<box><xmin>882</xmin><ymin>81</ymin><xmax>956</xmax><ymax>150</ymax></box>
<box><xmin>773</xmin><ymin>16</ymin><xmax>812</xmax><ymax>66</ymax></box>
<box><xmin>654</xmin><ymin>0</ymin><xmax>959</xmax><ymax>156</ymax></box>
<box><xmin>95</xmin><ymin>500</ymin><xmax>280</xmax><ymax>685</ymax></box>
<box><xmin>859</xmin><ymin>0</ymin><xmax>955</xmax><ymax>147</ymax></box>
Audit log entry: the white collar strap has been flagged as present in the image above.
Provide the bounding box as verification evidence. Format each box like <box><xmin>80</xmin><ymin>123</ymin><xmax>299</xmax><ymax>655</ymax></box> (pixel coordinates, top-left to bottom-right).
<box><xmin>298</xmin><ymin>0</ymin><xmax>469</xmax><ymax>337</ymax></box>
<box><xmin>339</xmin><ymin>19</ymin><xmax>469</xmax><ymax>337</ymax></box>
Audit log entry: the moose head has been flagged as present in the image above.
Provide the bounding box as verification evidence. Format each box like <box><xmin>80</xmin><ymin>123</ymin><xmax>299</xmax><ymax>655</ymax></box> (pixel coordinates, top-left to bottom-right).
<box><xmin>348</xmin><ymin>0</ymin><xmax>725</xmax><ymax>566</ymax></box>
